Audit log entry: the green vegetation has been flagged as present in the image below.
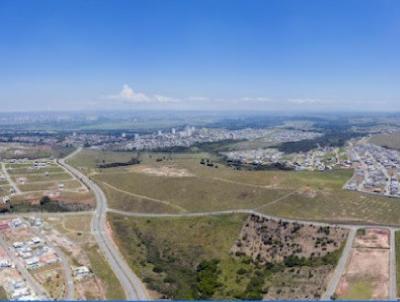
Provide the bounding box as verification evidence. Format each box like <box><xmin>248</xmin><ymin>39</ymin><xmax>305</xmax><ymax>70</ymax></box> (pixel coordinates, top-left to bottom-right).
<box><xmin>108</xmin><ymin>213</ymin><xmax>247</xmax><ymax>299</ymax></box>
<box><xmin>338</xmin><ymin>280</ymin><xmax>373</xmax><ymax>300</ymax></box>
<box><xmin>108</xmin><ymin>213</ymin><xmax>343</xmax><ymax>300</ymax></box>
<box><xmin>67</xmin><ymin>149</ymin><xmax>138</xmax><ymax>170</ymax></box>
<box><xmin>196</xmin><ymin>259</ymin><xmax>222</xmax><ymax>299</ymax></box>
<box><xmin>276</xmin><ymin>131</ymin><xmax>361</xmax><ymax>153</ymax></box>
<box><xmin>96</xmin><ymin>169</ymin><xmax>289</xmax><ymax>212</ymax></box>
<box><xmin>369</xmin><ymin>132</ymin><xmax>400</xmax><ymax>150</ymax></box>
<box><xmin>0</xmin><ymin>286</ymin><xmax>7</xmax><ymax>300</ymax></box>
<box><xmin>86</xmin><ymin>245</ymin><xmax>126</xmax><ymax>300</ymax></box>
<box><xmin>395</xmin><ymin>231</ymin><xmax>400</xmax><ymax>294</ymax></box>
<box><xmin>69</xmin><ymin>148</ymin><xmax>400</xmax><ymax>225</ymax></box>
<box><xmin>283</xmin><ymin>247</ymin><xmax>342</xmax><ymax>268</ymax></box>
<box><xmin>0</xmin><ymin>143</ymin><xmax>75</xmax><ymax>160</ymax></box>
<box><xmin>12</xmin><ymin>172</ymin><xmax>71</xmax><ymax>183</ymax></box>
<box><xmin>10</xmin><ymin>199</ymin><xmax>72</xmax><ymax>212</ymax></box>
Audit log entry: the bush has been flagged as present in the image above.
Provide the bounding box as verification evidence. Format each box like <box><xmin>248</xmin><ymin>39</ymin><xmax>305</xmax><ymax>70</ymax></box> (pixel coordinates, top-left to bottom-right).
<box><xmin>40</xmin><ymin>195</ymin><xmax>51</xmax><ymax>205</ymax></box>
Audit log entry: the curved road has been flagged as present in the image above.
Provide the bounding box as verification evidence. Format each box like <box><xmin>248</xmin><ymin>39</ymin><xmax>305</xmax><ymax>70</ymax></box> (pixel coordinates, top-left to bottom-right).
<box><xmin>61</xmin><ymin>147</ymin><xmax>399</xmax><ymax>301</ymax></box>
<box><xmin>59</xmin><ymin>148</ymin><xmax>149</xmax><ymax>300</ymax></box>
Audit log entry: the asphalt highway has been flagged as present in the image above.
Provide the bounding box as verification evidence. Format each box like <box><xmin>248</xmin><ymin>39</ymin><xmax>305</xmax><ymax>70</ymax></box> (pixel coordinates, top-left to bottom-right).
<box><xmin>60</xmin><ymin>148</ymin><xmax>149</xmax><ymax>300</ymax></box>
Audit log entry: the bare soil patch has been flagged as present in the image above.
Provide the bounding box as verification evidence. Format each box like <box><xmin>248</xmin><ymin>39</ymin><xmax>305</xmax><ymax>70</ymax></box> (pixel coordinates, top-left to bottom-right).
<box><xmin>130</xmin><ymin>165</ymin><xmax>194</xmax><ymax>177</ymax></box>
<box><xmin>336</xmin><ymin>227</ymin><xmax>390</xmax><ymax>300</ymax></box>
<box><xmin>354</xmin><ymin>228</ymin><xmax>389</xmax><ymax>249</ymax></box>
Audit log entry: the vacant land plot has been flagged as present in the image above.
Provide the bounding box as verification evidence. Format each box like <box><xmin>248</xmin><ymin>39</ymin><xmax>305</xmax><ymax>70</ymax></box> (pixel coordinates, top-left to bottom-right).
<box><xmin>18</xmin><ymin>179</ymin><xmax>83</xmax><ymax>192</ymax></box>
<box><xmin>13</xmin><ymin>172</ymin><xmax>72</xmax><ymax>184</ymax></box>
<box><xmin>130</xmin><ymin>165</ymin><xmax>194</xmax><ymax>177</ymax></box>
<box><xmin>232</xmin><ymin>214</ymin><xmax>348</xmax><ymax>263</ymax></box>
<box><xmin>395</xmin><ymin>231</ymin><xmax>400</xmax><ymax>296</ymax></box>
<box><xmin>96</xmin><ymin>170</ymin><xmax>290</xmax><ymax>212</ymax></box>
<box><xmin>108</xmin><ymin>213</ymin><xmax>346</xmax><ymax>300</ymax></box>
<box><xmin>10</xmin><ymin>190</ymin><xmax>95</xmax><ymax>212</ymax></box>
<box><xmin>335</xmin><ymin>228</ymin><xmax>390</xmax><ymax>300</ymax></box>
<box><xmin>69</xmin><ymin>149</ymin><xmax>400</xmax><ymax>225</ymax></box>
<box><xmin>44</xmin><ymin>214</ymin><xmax>125</xmax><ymax>300</ymax></box>
<box><xmin>67</xmin><ymin>149</ymin><xmax>138</xmax><ymax>170</ymax></box>
<box><xmin>7</xmin><ymin>166</ymin><xmax>64</xmax><ymax>175</ymax></box>
<box><xmin>2</xmin><ymin>159</ymin><xmax>93</xmax><ymax>212</ymax></box>
<box><xmin>33</xmin><ymin>265</ymin><xmax>66</xmax><ymax>300</ymax></box>
<box><xmin>0</xmin><ymin>143</ymin><xmax>75</xmax><ymax>160</ymax></box>
<box><xmin>369</xmin><ymin>132</ymin><xmax>400</xmax><ymax>150</ymax></box>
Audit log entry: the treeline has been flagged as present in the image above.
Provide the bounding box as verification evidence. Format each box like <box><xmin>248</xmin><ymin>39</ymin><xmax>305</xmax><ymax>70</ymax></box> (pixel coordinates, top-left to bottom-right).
<box><xmin>96</xmin><ymin>157</ymin><xmax>140</xmax><ymax>168</ymax></box>
<box><xmin>276</xmin><ymin>131</ymin><xmax>362</xmax><ymax>153</ymax></box>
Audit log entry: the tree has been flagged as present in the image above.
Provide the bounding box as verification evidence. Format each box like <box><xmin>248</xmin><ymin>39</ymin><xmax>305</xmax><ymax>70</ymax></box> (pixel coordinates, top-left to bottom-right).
<box><xmin>40</xmin><ymin>196</ymin><xmax>51</xmax><ymax>205</ymax></box>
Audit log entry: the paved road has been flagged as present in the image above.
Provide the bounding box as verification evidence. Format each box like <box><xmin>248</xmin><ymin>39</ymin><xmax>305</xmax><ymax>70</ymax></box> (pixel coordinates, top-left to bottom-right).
<box><xmin>60</xmin><ymin>148</ymin><xmax>149</xmax><ymax>300</ymax></box>
<box><xmin>390</xmin><ymin>229</ymin><xmax>397</xmax><ymax>300</ymax></box>
<box><xmin>322</xmin><ymin>227</ymin><xmax>357</xmax><ymax>300</ymax></box>
<box><xmin>63</xmin><ymin>146</ymin><xmax>400</xmax><ymax>301</ymax></box>
<box><xmin>108</xmin><ymin>208</ymin><xmax>400</xmax><ymax>230</ymax></box>
<box><xmin>1</xmin><ymin>162</ymin><xmax>21</xmax><ymax>194</ymax></box>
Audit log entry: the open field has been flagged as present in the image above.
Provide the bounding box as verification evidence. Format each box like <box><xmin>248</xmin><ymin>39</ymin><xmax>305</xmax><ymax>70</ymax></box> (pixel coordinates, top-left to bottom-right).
<box><xmin>369</xmin><ymin>132</ymin><xmax>400</xmax><ymax>150</ymax></box>
<box><xmin>0</xmin><ymin>286</ymin><xmax>7</xmax><ymax>300</ymax></box>
<box><xmin>9</xmin><ymin>190</ymin><xmax>95</xmax><ymax>212</ymax></box>
<box><xmin>96</xmin><ymin>169</ymin><xmax>290</xmax><ymax>213</ymax></box>
<box><xmin>0</xmin><ymin>143</ymin><xmax>75</xmax><ymax>160</ymax></box>
<box><xmin>1</xmin><ymin>159</ymin><xmax>94</xmax><ymax>212</ymax></box>
<box><xmin>395</xmin><ymin>231</ymin><xmax>400</xmax><ymax>296</ymax></box>
<box><xmin>13</xmin><ymin>172</ymin><xmax>72</xmax><ymax>184</ymax></box>
<box><xmin>67</xmin><ymin>149</ymin><xmax>140</xmax><ymax>171</ymax></box>
<box><xmin>108</xmin><ymin>212</ymin><xmax>346</xmax><ymax>300</ymax></box>
<box><xmin>18</xmin><ymin>179</ymin><xmax>83</xmax><ymax>192</ymax></box>
<box><xmin>335</xmin><ymin>228</ymin><xmax>390</xmax><ymax>300</ymax></box>
<box><xmin>7</xmin><ymin>166</ymin><xmax>64</xmax><ymax>175</ymax></box>
<box><xmin>33</xmin><ymin>264</ymin><xmax>66</xmax><ymax>300</ymax></box>
<box><xmin>67</xmin><ymin>149</ymin><xmax>400</xmax><ymax>225</ymax></box>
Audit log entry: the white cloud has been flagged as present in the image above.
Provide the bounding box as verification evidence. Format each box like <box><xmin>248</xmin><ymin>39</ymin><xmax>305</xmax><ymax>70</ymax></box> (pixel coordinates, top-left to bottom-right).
<box><xmin>241</xmin><ymin>96</ymin><xmax>271</xmax><ymax>102</ymax></box>
<box><xmin>288</xmin><ymin>98</ymin><xmax>321</xmax><ymax>105</ymax></box>
<box><xmin>187</xmin><ymin>96</ymin><xmax>209</xmax><ymax>102</ymax></box>
<box><xmin>108</xmin><ymin>84</ymin><xmax>178</xmax><ymax>103</ymax></box>
<box><xmin>154</xmin><ymin>94</ymin><xmax>179</xmax><ymax>103</ymax></box>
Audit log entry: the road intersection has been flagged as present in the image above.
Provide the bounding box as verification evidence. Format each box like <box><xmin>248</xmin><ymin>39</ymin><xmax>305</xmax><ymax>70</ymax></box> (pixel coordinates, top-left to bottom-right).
<box><xmin>58</xmin><ymin>147</ymin><xmax>400</xmax><ymax>300</ymax></box>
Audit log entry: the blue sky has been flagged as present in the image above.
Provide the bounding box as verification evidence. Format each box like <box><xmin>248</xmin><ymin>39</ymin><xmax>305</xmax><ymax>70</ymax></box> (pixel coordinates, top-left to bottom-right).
<box><xmin>1</xmin><ymin>0</ymin><xmax>400</xmax><ymax>111</ymax></box>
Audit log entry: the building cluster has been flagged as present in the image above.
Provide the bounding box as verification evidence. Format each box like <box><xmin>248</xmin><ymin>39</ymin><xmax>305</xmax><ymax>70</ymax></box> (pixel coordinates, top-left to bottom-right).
<box><xmin>0</xmin><ymin>217</ymin><xmax>47</xmax><ymax>300</ymax></box>
<box><xmin>0</xmin><ymin>215</ymin><xmax>94</xmax><ymax>300</ymax></box>
<box><xmin>222</xmin><ymin>146</ymin><xmax>345</xmax><ymax>171</ymax></box>
<box><xmin>115</xmin><ymin>127</ymin><xmax>321</xmax><ymax>151</ymax></box>
<box><xmin>345</xmin><ymin>143</ymin><xmax>400</xmax><ymax>196</ymax></box>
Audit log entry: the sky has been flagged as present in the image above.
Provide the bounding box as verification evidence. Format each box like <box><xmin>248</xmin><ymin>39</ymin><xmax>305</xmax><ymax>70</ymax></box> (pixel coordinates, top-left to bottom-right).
<box><xmin>1</xmin><ymin>0</ymin><xmax>400</xmax><ymax>112</ymax></box>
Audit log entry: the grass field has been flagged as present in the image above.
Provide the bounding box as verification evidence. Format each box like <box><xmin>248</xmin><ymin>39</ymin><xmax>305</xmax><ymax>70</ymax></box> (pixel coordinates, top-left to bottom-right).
<box><xmin>0</xmin><ymin>143</ymin><xmax>75</xmax><ymax>160</ymax></box>
<box><xmin>396</xmin><ymin>231</ymin><xmax>400</xmax><ymax>296</ymax></box>
<box><xmin>7</xmin><ymin>166</ymin><xmax>63</xmax><ymax>175</ymax></box>
<box><xmin>96</xmin><ymin>170</ymin><xmax>290</xmax><ymax>212</ymax></box>
<box><xmin>18</xmin><ymin>179</ymin><xmax>83</xmax><ymax>192</ymax></box>
<box><xmin>0</xmin><ymin>286</ymin><xmax>7</xmax><ymax>299</ymax></box>
<box><xmin>67</xmin><ymin>149</ymin><xmax>139</xmax><ymax>170</ymax></box>
<box><xmin>12</xmin><ymin>172</ymin><xmax>72</xmax><ymax>183</ymax></box>
<box><xmin>68</xmin><ymin>149</ymin><xmax>400</xmax><ymax>225</ymax></box>
<box><xmin>338</xmin><ymin>280</ymin><xmax>373</xmax><ymax>300</ymax></box>
<box><xmin>369</xmin><ymin>132</ymin><xmax>400</xmax><ymax>150</ymax></box>
<box><xmin>108</xmin><ymin>213</ymin><xmax>343</xmax><ymax>300</ymax></box>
